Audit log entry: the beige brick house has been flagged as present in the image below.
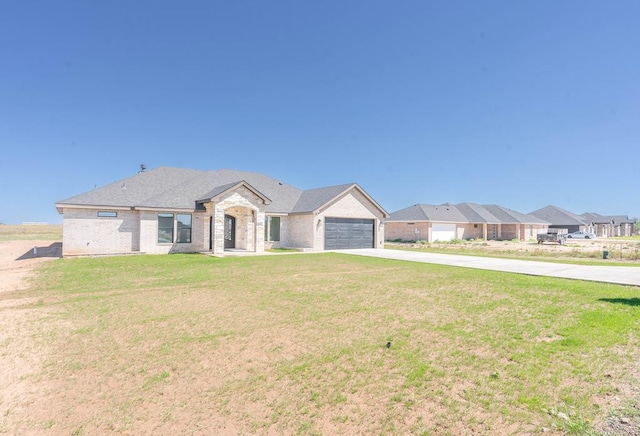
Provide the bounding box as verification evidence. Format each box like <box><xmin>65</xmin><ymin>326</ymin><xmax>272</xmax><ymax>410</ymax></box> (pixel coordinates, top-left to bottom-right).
<box><xmin>56</xmin><ymin>167</ymin><xmax>388</xmax><ymax>256</ymax></box>
<box><xmin>385</xmin><ymin>202</ymin><xmax>548</xmax><ymax>242</ymax></box>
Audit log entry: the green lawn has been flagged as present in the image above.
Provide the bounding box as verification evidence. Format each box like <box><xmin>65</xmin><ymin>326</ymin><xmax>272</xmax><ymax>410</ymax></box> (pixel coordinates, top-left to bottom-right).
<box><xmin>5</xmin><ymin>253</ymin><xmax>639</xmax><ymax>434</ymax></box>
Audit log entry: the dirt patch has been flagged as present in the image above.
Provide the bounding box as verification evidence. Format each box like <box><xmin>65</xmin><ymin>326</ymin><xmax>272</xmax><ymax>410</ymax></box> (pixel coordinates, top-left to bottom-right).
<box><xmin>0</xmin><ymin>240</ymin><xmax>61</xmax><ymax>294</ymax></box>
<box><xmin>0</xmin><ymin>240</ymin><xmax>61</xmax><ymax>433</ymax></box>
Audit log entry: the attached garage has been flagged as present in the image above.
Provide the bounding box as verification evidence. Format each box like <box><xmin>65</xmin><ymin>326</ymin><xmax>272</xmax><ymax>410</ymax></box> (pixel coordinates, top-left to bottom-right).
<box><xmin>432</xmin><ymin>223</ymin><xmax>456</xmax><ymax>242</ymax></box>
<box><xmin>324</xmin><ymin>217</ymin><xmax>374</xmax><ymax>250</ymax></box>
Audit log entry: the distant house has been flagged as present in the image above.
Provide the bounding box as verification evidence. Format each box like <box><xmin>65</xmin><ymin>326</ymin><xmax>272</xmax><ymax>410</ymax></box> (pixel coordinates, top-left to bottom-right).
<box><xmin>56</xmin><ymin>167</ymin><xmax>388</xmax><ymax>257</ymax></box>
<box><xmin>529</xmin><ymin>205</ymin><xmax>586</xmax><ymax>234</ymax></box>
<box><xmin>385</xmin><ymin>203</ymin><xmax>548</xmax><ymax>242</ymax></box>
<box><xmin>580</xmin><ymin>213</ymin><xmax>635</xmax><ymax>238</ymax></box>
<box><xmin>529</xmin><ymin>206</ymin><xmax>635</xmax><ymax>237</ymax></box>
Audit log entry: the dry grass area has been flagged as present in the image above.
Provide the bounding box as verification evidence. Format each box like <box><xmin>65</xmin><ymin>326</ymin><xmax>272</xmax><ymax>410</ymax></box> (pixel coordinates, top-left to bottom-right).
<box><xmin>387</xmin><ymin>238</ymin><xmax>640</xmax><ymax>264</ymax></box>
<box><xmin>0</xmin><ymin>225</ymin><xmax>62</xmax><ymax>241</ymax></box>
<box><xmin>1</xmin><ymin>247</ymin><xmax>639</xmax><ymax>434</ymax></box>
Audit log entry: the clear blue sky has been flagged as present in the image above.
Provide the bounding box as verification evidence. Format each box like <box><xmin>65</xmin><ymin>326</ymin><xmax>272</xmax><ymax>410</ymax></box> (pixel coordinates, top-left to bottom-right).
<box><xmin>1</xmin><ymin>1</ymin><xmax>639</xmax><ymax>224</ymax></box>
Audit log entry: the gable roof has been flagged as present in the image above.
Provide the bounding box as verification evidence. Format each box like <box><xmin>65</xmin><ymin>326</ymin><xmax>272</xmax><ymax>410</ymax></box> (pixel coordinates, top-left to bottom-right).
<box><xmin>529</xmin><ymin>205</ymin><xmax>586</xmax><ymax>226</ymax></box>
<box><xmin>197</xmin><ymin>180</ymin><xmax>271</xmax><ymax>205</ymax></box>
<box><xmin>291</xmin><ymin>183</ymin><xmax>388</xmax><ymax>216</ymax></box>
<box><xmin>388</xmin><ymin>204</ymin><xmax>469</xmax><ymax>223</ymax></box>
<box><xmin>453</xmin><ymin>202</ymin><xmax>500</xmax><ymax>223</ymax></box>
<box><xmin>56</xmin><ymin>167</ymin><xmax>383</xmax><ymax>216</ymax></box>
<box><xmin>483</xmin><ymin>204</ymin><xmax>548</xmax><ymax>224</ymax></box>
<box><xmin>387</xmin><ymin>202</ymin><xmax>546</xmax><ymax>224</ymax></box>
<box><xmin>291</xmin><ymin>183</ymin><xmax>353</xmax><ymax>213</ymax></box>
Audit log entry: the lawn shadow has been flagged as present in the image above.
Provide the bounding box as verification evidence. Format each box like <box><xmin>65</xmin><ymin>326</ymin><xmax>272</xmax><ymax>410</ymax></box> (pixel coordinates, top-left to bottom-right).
<box><xmin>598</xmin><ymin>298</ymin><xmax>640</xmax><ymax>307</ymax></box>
<box><xmin>16</xmin><ymin>242</ymin><xmax>63</xmax><ymax>260</ymax></box>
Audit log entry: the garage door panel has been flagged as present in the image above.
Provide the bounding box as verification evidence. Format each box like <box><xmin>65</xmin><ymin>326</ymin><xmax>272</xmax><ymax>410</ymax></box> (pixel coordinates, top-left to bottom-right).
<box><xmin>432</xmin><ymin>223</ymin><xmax>456</xmax><ymax>242</ymax></box>
<box><xmin>325</xmin><ymin>218</ymin><xmax>374</xmax><ymax>250</ymax></box>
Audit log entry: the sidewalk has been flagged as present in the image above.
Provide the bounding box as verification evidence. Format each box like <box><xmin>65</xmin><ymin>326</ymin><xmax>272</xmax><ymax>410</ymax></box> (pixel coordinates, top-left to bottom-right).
<box><xmin>340</xmin><ymin>249</ymin><xmax>640</xmax><ymax>287</ymax></box>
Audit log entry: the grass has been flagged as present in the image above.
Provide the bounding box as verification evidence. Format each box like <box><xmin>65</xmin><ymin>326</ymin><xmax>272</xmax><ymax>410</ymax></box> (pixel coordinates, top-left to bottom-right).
<box><xmin>3</xmin><ymin>252</ymin><xmax>639</xmax><ymax>434</ymax></box>
<box><xmin>386</xmin><ymin>241</ymin><xmax>640</xmax><ymax>266</ymax></box>
<box><xmin>0</xmin><ymin>224</ymin><xmax>62</xmax><ymax>241</ymax></box>
<box><xmin>611</xmin><ymin>235</ymin><xmax>640</xmax><ymax>241</ymax></box>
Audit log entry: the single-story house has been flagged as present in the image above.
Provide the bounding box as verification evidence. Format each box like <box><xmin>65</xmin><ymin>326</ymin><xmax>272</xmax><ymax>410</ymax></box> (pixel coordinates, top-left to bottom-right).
<box><xmin>529</xmin><ymin>205</ymin><xmax>587</xmax><ymax>234</ymax></box>
<box><xmin>56</xmin><ymin>166</ymin><xmax>388</xmax><ymax>256</ymax></box>
<box><xmin>580</xmin><ymin>213</ymin><xmax>635</xmax><ymax>238</ymax></box>
<box><xmin>529</xmin><ymin>206</ymin><xmax>635</xmax><ymax>237</ymax></box>
<box><xmin>385</xmin><ymin>202</ymin><xmax>548</xmax><ymax>242</ymax></box>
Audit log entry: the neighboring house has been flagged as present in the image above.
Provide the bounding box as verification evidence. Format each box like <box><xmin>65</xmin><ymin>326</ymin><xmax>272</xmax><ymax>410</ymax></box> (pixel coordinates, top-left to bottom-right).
<box><xmin>529</xmin><ymin>206</ymin><xmax>636</xmax><ymax>238</ymax></box>
<box><xmin>385</xmin><ymin>203</ymin><xmax>548</xmax><ymax>242</ymax></box>
<box><xmin>56</xmin><ymin>167</ymin><xmax>388</xmax><ymax>256</ymax></box>
<box><xmin>580</xmin><ymin>213</ymin><xmax>635</xmax><ymax>237</ymax></box>
<box><xmin>529</xmin><ymin>205</ymin><xmax>587</xmax><ymax>234</ymax></box>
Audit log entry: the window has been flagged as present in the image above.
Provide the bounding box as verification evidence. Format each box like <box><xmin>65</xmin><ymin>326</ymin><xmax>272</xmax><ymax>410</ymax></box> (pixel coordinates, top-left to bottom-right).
<box><xmin>270</xmin><ymin>217</ymin><xmax>280</xmax><ymax>241</ymax></box>
<box><xmin>264</xmin><ymin>216</ymin><xmax>281</xmax><ymax>242</ymax></box>
<box><xmin>158</xmin><ymin>213</ymin><xmax>174</xmax><ymax>243</ymax></box>
<box><xmin>176</xmin><ymin>214</ymin><xmax>192</xmax><ymax>243</ymax></box>
<box><xmin>97</xmin><ymin>211</ymin><xmax>117</xmax><ymax>218</ymax></box>
<box><xmin>158</xmin><ymin>213</ymin><xmax>192</xmax><ymax>244</ymax></box>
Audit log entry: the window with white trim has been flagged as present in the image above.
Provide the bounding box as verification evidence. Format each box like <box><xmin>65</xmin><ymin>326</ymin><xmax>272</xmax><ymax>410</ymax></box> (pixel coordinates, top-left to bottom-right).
<box><xmin>264</xmin><ymin>216</ymin><xmax>281</xmax><ymax>242</ymax></box>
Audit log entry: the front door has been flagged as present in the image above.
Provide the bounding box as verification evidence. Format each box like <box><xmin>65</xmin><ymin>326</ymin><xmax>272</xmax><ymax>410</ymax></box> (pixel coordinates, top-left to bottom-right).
<box><xmin>224</xmin><ymin>215</ymin><xmax>235</xmax><ymax>249</ymax></box>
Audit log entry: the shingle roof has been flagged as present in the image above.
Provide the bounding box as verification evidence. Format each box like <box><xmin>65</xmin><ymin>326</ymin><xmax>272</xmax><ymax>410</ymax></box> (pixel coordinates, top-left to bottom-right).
<box><xmin>386</xmin><ymin>204</ymin><xmax>467</xmax><ymax>222</ymax></box>
<box><xmin>483</xmin><ymin>204</ymin><xmax>548</xmax><ymax>224</ymax></box>
<box><xmin>387</xmin><ymin>203</ymin><xmax>547</xmax><ymax>224</ymax></box>
<box><xmin>529</xmin><ymin>205</ymin><xmax>586</xmax><ymax>226</ymax></box>
<box><xmin>609</xmin><ymin>215</ymin><xmax>635</xmax><ymax>224</ymax></box>
<box><xmin>454</xmin><ymin>203</ymin><xmax>500</xmax><ymax>223</ymax></box>
<box><xmin>57</xmin><ymin>167</ymin><xmax>385</xmax><ymax>216</ymax></box>
<box><xmin>580</xmin><ymin>212</ymin><xmax>606</xmax><ymax>224</ymax></box>
<box><xmin>291</xmin><ymin>183</ymin><xmax>355</xmax><ymax>213</ymax></box>
<box><xmin>581</xmin><ymin>213</ymin><xmax>635</xmax><ymax>225</ymax></box>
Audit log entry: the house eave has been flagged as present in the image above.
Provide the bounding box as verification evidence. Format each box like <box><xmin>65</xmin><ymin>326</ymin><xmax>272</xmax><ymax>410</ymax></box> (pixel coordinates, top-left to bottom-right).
<box><xmin>56</xmin><ymin>203</ymin><xmax>134</xmax><ymax>213</ymax></box>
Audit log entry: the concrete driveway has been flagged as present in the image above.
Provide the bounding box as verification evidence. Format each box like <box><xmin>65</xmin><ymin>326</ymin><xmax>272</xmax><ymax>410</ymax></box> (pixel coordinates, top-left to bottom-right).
<box><xmin>340</xmin><ymin>249</ymin><xmax>640</xmax><ymax>287</ymax></box>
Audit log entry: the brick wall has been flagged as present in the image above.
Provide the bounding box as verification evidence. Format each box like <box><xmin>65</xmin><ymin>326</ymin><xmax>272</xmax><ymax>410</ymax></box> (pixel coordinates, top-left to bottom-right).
<box><xmin>385</xmin><ymin>222</ymin><xmax>431</xmax><ymax>242</ymax></box>
<box><xmin>61</xmin><ymin>208</ymin><xmax>139</xmax><ymax>256</ymax></box>
<box><xmin>138</xmin><ymin>211</ymin><xmax>207</xmax><ymax>254</ymax></box>
<box><xmin>284</xmin><ymin>214</ymin><xmax>315</xmax><ymax>249</ymax></box>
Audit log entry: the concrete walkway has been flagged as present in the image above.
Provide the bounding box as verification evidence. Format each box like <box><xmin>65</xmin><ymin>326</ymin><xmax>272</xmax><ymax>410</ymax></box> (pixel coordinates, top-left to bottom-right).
<box><xmin>340</xmin><ymin>249</ymin><xmax>640</xmax><ymax>287</ymax></box>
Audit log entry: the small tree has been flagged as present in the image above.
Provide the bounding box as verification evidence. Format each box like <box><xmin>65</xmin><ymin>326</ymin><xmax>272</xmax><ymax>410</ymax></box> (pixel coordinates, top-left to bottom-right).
<box><xmin>635</xmin><ymin>218</ymin><xmax>640</xmax><ymax>235</ymax></box>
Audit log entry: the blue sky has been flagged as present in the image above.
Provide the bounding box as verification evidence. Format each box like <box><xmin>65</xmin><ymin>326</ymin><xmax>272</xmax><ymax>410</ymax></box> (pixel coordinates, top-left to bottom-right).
<box><xmin>1</xmin><ymin>1</ymin><xmax>639</xmax><ymax>224</ymax></box>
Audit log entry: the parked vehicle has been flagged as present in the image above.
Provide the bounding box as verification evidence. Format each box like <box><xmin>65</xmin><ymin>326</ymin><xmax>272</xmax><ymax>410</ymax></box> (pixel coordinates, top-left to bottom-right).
<box><xmin>566</xmin><ymin>231</ymin><xmax>596</xmax><ymax>239</ymax></box>
<box><xmin>537</xmin><ymin>228</ymin><xmax>568</xmax><ymax>244</ymax></box>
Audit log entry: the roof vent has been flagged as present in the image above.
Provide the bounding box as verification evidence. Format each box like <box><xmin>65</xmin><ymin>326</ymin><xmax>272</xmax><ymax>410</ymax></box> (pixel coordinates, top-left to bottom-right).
<box><xmin>139</xmin><ymin>164</ymin><xmax>146</xmax><ymax>173</ymax></box>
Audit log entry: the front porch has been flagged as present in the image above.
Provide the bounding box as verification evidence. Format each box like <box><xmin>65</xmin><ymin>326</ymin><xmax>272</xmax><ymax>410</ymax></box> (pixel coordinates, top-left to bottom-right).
<box><xmin>197</xmin><ymin>182</ymin><xmax>271</xmax><ymax>256</ymax></box>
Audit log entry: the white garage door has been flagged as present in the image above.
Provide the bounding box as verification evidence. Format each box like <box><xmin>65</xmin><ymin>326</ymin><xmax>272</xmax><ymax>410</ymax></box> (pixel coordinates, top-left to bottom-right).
<box><xmin>432</xmin><ymin>223</ymin><xmax>456</xmax><ymax>242</ymax></box>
